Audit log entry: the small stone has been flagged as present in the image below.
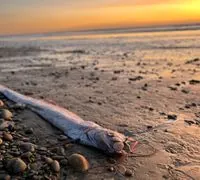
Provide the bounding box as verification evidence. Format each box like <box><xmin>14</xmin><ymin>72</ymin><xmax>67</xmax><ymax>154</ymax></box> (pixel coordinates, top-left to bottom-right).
<box><xmin>51</xmin><ymin>160</ymin><xmax>60</xmax><ymax>172</ymax></box>
<box><xmin>68</xmin><ymin>153</ymin><xmax>89</xmax><ymax>172</ymax></box>
<box><xmin>25</xmin><ymin>128</ymin><xmax>33</xmax><ymax>134</ymax></box>
<box><xmin>60</xmin><ymin>159</ymin><xmax>68</xmax><ymax>166</ymax></box>
<box><xmin>21</xmin><ymin>152</ymin><xmax>33</xmax><ymax>160</ymax></box>
<box><xmin>19</xmin><ymin>142</ymin><xmax>35</xmax><ymax>152</ymax></box>
<box><xmin>167</xmin><ymin>114</ymin><xmax>177</xmax><ymax>120</ymax></box>
<box><xmin>51</xmin><ymin>155</ymin><xmax>65</xmax><ymax>161</ymax></box>
<box><xmin>125</xmin><ymin>169</ymin><xmax>133</xmax><ymax>177</ymax></box>
<box><xmin>0</xmin><ymin>138</ymin><xmax>3</xmax><ymax>145</ymax></box>
<box><xmin>44</xmin><ymin>157</ymin><xmax>53</xmax><ymax>164</ymax></box>
<box><xmin>0</xmin><ymin>100</ymin><xmax>4</xmax><ymax>107</ymax></box>
<box><xmin>0</xmin><ymin>174</ymin><xmax>11</xmax><ymax>180</ymax></box>
<box><xmin>107</xmin><ymin>167</ymin><xmax>115</xmax><ymax>172</ymax></box>
<box><xmin>6</xmin><ymin>158</ymin><xmax>27</xmax><ymax>174</ymax></box>
<box><xmin>3</xmin><ymin>132</ymin><xmax>13</xmax><ymax>141</ymax></box>
<box><xmin>0</xmin><ymin>109</ymin><xmax>13</xmax><ymax>120</ymax></box>
<box><xmin>57</xmin><ymin>135</ymin><xmax>68</xmax><ymax>141</ymax></box>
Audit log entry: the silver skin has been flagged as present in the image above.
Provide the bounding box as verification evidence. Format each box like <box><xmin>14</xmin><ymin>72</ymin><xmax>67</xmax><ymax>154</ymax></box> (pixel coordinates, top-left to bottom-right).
<box><xmin>0</xmin><ymin>85</ymin><xmax>136</xmax><ymax>154</ymax></box>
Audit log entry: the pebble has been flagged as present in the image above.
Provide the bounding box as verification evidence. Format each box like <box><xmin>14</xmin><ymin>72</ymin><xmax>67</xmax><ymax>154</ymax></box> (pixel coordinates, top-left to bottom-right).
<box><xmin>3</xmin><ymin>132</ymin><xmax>13</xmax><ymax>141</ymax></box>
<box><xmin>125</xmin><ymin>169</ymin><xmax>133</xmax><ymax>177</ymax></box>
<box><xmin>68</xmin><ymin>153</ymin><xmax>89</xmax><ymax>172</ymax></box>
<box><xmin>107</xmin><ymin>167</ymin><xmax>115</xmax><ymax>172</ymax></box>
<box><xmin>57</xmin><ymin>135</ymin><xmax>68</xmax><ymax>141</ymax></box>
<box><xmin>0</xmin><ymin>109</ymin><xmax>13</xmax><ymax>120</ymax></box>
<box><xmin>21</xmin><ymin>152</ymin><xmax>33</xmax><ymax>159</ymax></box>
<box><xmin>0</xmin><ymin>100</ymin><xmax>4</xmax><ymax>107</ymax></box>
<box><xmin>51</xmin><ymin>160</ymin><xmax>60</xmax><ymax>172</ymax></box>
<box><xmin>25</xmin><ymin>128</ymin><xmax>34</xmax><ymax>134</ymax></box>
<box><xmin>6</xmin><ymin>158</ymin><xmax>27</xmax><ymax>174</ymax></box>
<box><xmin>44</xmin><ymin>157</ymin><xmax>53</xmax><ymax>164</ymax></box>
<box><xmin>167</xmin><ymin>114</ymin><xmax>177</xmax><ymax>120</ymax></box>
<box><xmin>0</xmin><ymin>174</ymin><xmax>11</xmax><ymax>180</ymax></box>
<box><xmin>60</xmin><ymin>159</ymin><xmax>68</xmax><ymax>166</ymax></box>
<box><xmin>19</xmin><ymin>142</ymin><xmax>35</xmax><ymax>152</ymax></box>
<box><xmin>0</xmin><ymin>138</ymin><xmax>3</xmax><ymax>145</ymax></box>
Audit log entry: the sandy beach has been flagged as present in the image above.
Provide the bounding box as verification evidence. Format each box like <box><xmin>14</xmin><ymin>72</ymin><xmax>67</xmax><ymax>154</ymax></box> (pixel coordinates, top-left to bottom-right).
<box><xmin>0</xmin><ymin>30</ymin><xmax>200</xmax><ymax>179</ymax></box>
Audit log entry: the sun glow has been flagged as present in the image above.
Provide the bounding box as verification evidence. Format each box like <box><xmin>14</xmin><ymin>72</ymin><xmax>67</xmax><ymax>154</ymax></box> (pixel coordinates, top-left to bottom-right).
<box><xmin>0</xmin><ymin>0</ymin><xmax>200</xmax><ymax>35</ymax></box>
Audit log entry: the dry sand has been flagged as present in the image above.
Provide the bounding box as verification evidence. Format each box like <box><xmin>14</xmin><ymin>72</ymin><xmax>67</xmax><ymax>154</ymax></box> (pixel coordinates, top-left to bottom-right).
<box><xmin>0</xmin><ymin>41</ymin><xmax>200</xmax><ymax>180</ymax></box>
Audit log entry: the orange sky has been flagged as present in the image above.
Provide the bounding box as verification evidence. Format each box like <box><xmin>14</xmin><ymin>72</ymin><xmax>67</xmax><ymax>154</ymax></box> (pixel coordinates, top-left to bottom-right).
<box><xmin>0</xmin><ymin>0</ymin><xmax>200</xmax><ymax>35</ymax></box>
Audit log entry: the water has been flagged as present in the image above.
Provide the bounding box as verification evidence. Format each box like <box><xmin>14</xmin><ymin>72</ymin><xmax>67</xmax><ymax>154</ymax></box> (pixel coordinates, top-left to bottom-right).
<box><xmin>0</xmin><ymin>28</ymin><xmax>200</xmax><ymax>73</ymax></box>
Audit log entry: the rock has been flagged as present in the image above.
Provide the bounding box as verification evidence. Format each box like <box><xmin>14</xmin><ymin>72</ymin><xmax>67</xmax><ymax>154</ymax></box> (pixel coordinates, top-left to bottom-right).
<box><xmin>0</xmin><ymin>138</ymin><xmax>3</xmax><ymax>145</ymax></box>
<box><xmin>189</xmin><ymin>79</ymin><xmax>200</xmax><ymax>85</ymax></box>
<box><xmin>57</xmin><ymin>135</ymin><xmax>68</xmax><ymax>141</ymax></box>
<box><xmin>0</xmin><ymin>109</ymin><xmax>13</xmax><ymax>120</ymax></box>
<box><xmin>125</xmin><ymin>169</ymin><xmax>133</xmax><ymax>177</ymax></box>
<box><xmin>6</xmin><ymin>158</ymin><xmax>27</xmax><ymax>174</ymax></box>
<box><xmin>19</xmin><ymin>142</ymin><xmax>35</xmax><ymax>152</ymax></box>
<box><xmin>167</xmin><ymin>114</ymin><xmax>177</xmax><ymax>120</ymax></box>
<box><xmin>51</xmin><ymin>160</ymin><xmax>60</xmax><ymax>172</ymax></box>
<box><xmin>107</xmin><ymin>167</ymin><xmax>115</xmax><ymax>172</ymax></box>
<box><xmin>24</xmin><ymin>128</ymin><xmax>33</xmax><ymax>134</ymax></box>
<box><xmin>0</xmin><ymin>121</ymin><xmax>14</xmax><ymax>131</ymax></box>
<box><xmin>129</xmin><ymin>76</ymin><xmax>143</xmax><ymax>81</ymax></box>
<box><xmin>0</xmin><ymin>174</ymin><xmax>11</xmax><ymax>180</ymax></box>
<box><xmin>60</xmin><ymin>159</ymin><xmax>68</xmax><ymax>166</ymax></box>
<box><xmin>21</xmin><ymin>152</ymin><xmax>33</xmax><ymax>160</ymax></box>
<box><xmin>3</xmin><ymin>132</ymin><xmax>13</xmax><ymax>141</ymax></box>
<box><xmin>68</xmin><ymin>153</ymin><xmax>89</xmax><ymax>172</ymax></box>
<box><xmin>44</xmin><ymin>157</ymin><xmax>53</xmax><ymax>165</ymax></box>
<box><xmin>51</xmin><ymin>155</ymin><xmax>65</xmax><ymax>161</ymax></box>
<box><xmin>0</xmin><ymin>100</ymin><xmax>4</xmax><ymax>107</ymax></box>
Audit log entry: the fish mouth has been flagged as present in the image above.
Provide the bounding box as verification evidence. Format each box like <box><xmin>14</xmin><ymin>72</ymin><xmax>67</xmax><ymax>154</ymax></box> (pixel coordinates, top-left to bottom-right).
<box><xmin>106</xmin><ymin>131</ymin><xmax>138</xmax><ymax>154</ymax></box>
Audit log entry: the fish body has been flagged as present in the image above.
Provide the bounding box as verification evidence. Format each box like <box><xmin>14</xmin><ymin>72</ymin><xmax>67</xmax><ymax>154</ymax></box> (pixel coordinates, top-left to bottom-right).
<box><xmin>0</xmin><ymin>85</ymin><xmax>136</xmax><ymax>154</ymax></box>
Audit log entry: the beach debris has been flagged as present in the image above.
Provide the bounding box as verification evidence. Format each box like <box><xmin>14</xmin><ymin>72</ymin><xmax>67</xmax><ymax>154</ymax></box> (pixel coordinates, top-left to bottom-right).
<box><xmin>0</xmin><ymin>109</ymin><xmax>13</xmax><ymax>120</ymax></box>
<box><xmin>6</xmin><ymin>158</ymin><xmax>27</xmax><ymax>174</ymax></box>
<box><xmin>0</xmin><ymin>85</ymin><xmax>138</xmax><ymax>154</ymax></box>
<box><xmin>51</xmin><ymin>160</ymin><xmax>60</xmax><ymax>172</ymax></box>
<box><xmin>3</xmin><ymin>132</ymin><xmax>13</xmax><ymax>141</ymax></box>
<box><xmin>129</xmin><ymin>76</ymin><xmax>143</xmax><ymax>81</ymax></box>
<box><xmin>189</xmin><ymin>79</ymin><xmax>200</xmax><ymax>85</ymax></box>
<box><xmin>167</xmin><ymin>114</ymin><xmax>177</xmax><ymax>121</ymax></box>
<box><xmin>185</xmin><ymin>58</ymin><xmax>199</xmax><ymax>64</ymax></box>
<box><xmin>68</xmin><ymin>153</ymin><xmax>89</xmax><ymax>172</ymax></box>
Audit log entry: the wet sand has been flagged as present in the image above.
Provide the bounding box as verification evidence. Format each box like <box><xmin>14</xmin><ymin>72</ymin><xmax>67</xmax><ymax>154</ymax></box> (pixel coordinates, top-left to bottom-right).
<box><xmin>0</xmin><ymin>31</ymin><xmax>200</xmax><ymax>179</ymax></box>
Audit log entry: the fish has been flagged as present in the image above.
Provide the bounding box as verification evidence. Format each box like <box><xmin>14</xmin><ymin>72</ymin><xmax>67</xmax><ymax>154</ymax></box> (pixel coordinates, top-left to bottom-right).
<box><xmin>0</xmin><ymin>85</ymin><xmax>137</xmax><ymax>154</ymax></box>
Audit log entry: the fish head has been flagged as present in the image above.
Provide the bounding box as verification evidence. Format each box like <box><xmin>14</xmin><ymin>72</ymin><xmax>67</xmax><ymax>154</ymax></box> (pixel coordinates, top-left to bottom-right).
<box><xmin>89</xmin><ymin>128</ymin><xmax>137</xmax><ymax>154</ymax></box>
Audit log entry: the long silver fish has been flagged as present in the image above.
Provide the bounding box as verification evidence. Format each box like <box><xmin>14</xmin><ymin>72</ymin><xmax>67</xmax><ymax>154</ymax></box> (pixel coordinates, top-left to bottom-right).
<box><xmin>0</xmin><ymin>85</ymin><xmax>137</xmax><ymax>154</ymax></box>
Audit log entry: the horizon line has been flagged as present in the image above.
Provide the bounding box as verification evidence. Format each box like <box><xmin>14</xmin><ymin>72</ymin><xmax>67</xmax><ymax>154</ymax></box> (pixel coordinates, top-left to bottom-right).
<box><xmin>1</xmin><ymin>22</ymin><xmax>200</xmax><ymax>38</ymax></box>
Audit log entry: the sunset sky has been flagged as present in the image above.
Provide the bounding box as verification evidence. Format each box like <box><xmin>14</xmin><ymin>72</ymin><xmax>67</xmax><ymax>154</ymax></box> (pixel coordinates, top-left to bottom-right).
<box><xmin>0</xmin><ymin>0</ymin><xmax>200</xmax><ymax>35</ymax></box>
